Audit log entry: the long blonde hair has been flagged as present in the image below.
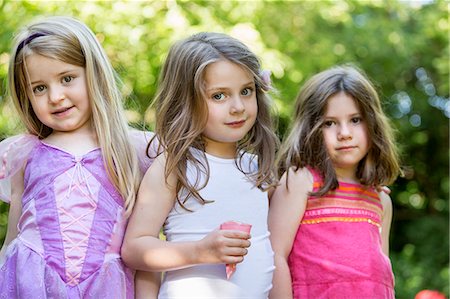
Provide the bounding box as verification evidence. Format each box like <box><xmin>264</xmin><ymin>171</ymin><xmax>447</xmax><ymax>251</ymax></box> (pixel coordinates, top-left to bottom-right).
<box><xmin>277</xmin><ymin>65</ymin><xmax>401</xmax><ymax>195</ymax></box>
<box><xmin>151</xmin><ymin>32</ymin><xmax>278</xmax><ymax>209</ymax></box>
<box><xmin>8</xmin><ymin>16</ymin><xmax>140</xmax><ymax>213</ymax></box>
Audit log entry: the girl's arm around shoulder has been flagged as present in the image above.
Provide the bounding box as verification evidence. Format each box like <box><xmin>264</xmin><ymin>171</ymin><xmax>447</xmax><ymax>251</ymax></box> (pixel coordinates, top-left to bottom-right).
<box><xmin>0</xmin><ymin>168</ymin><xmax>24</xmax><ymax>261</ymax></box>
<box><xmin>121</xmin><ymin>153</ymin><xmax>250</xmax><ymax>272</ymax></box>
<box><xmin>379</xmin><ymin>191</ymin><xmax>393</xmax><ymax>256</ymax></box>
<box><xmin>268</xmin><ymin>167</ymin><xmax>313</xmax><ymax>299</ymax></box>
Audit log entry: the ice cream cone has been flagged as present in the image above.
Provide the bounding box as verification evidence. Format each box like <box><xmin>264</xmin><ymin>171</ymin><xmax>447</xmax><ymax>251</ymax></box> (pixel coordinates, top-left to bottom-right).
<box><xmin>220</xmin><ymin>221</ymin><xmax>252</xmax><ymax>279</ymax></box>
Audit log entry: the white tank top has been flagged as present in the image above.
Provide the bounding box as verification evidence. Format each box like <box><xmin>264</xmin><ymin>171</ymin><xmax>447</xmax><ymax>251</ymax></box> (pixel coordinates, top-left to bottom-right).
<box><xmin>158</xmin><ymin>151</ymin><xmax>274</xmax><ymax>298</ymax></box>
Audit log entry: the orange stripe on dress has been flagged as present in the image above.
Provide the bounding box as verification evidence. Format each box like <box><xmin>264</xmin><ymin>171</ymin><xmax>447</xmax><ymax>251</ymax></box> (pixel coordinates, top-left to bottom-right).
<box><xmin>309</xmin><ymin>194</ymin><xmax>382</xmax><ymax>210</ymax></box>
<box><xmin>312</xmin><ymin>183</ymin><xmax>378</xmax><ymax>199</ymax></box>
<box><xmin>310</xmin><ymin>184</ymin><xmax>381</xmax><ymax>200</ymax></box>
<box><xmin>337</xmin><ymin>185</ymin><xmax>378</xmax><ymax>198</ymax></box>
<box><xmin>306</xmin><ymin>198</ymin><xmax>382</xmax><ymax>215</ymax></box>
<box><xmin>301</xmin><ymin>216</ymin><xmax>381</xmax><ymax>227</ymax></box>
<box><xmin>303</xmin><ymin>207</ymin><xmax>380</xmax><ymax>222</ymax></box>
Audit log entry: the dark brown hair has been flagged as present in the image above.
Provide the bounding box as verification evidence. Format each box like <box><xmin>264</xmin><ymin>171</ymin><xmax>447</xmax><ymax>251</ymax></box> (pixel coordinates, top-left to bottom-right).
<box><xmin>277</xmin><ymin>64</ymin><xmax>401</xmax><ymax>195</ymax></box>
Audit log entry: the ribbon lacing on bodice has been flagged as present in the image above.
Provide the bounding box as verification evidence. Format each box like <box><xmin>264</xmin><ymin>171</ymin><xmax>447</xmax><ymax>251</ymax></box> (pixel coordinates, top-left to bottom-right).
<box><xmin>65</xmin><ymin>157</ymin><xmax>96</xmax><ymax>203</ymax></box>
<box><xmin>58</xmin><ymin>157</ymin><xmax>98</xmax><ymax>286</ymax></box>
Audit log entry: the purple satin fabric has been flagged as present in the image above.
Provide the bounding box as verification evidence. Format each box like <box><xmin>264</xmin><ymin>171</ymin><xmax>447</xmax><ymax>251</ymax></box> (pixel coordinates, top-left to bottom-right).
<box><xmin>0</xmin><ymin>142</ymin><xmax>134</xmax><ymax>298</ymax></box>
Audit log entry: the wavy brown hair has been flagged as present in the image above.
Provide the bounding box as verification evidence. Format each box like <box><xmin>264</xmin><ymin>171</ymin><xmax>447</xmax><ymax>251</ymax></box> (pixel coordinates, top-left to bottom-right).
<box><xmin>277</xmin><ymin>65</ymin><xmax>401</xmax><ymax>195</ymax></box>
<box><xmin>8</xmin><ymin>16</ymin><xmax>140</xmax><ymax>214</ymax></box>
<box><xmin>149</xmin><ymin>32</ymin><xmax>278</xmax><ymax>208</ymax></box>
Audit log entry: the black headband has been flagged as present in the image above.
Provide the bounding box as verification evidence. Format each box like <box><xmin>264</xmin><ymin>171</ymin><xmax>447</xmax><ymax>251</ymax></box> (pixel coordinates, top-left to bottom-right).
<box><xmin>16</xmin><ymin>32</ymin><xmax>47</xmax><ymax>56</ymax></box>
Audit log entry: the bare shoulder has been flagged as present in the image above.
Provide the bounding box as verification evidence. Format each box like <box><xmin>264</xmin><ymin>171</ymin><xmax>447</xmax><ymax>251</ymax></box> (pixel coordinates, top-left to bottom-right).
<box><xmin>269</xmin><ymin>167</ymin><xmax>311</xmax><ymax>253</ymax></box>
<box><xmin>142</xmin><ymin>152</ymin><xmax>174</xmax><ymax>187</ymax></box>
<box><xmin>271</xmin><ymin>167</ymin><xmax>314</xmax><ymax>206</ymax></box>
<box><xmin>128</xmin><ymin>152</ymin><xmax>176</xmax><ymax>234</ymax></box>
<box><xmin>288</xmin><ymin>167</ymin><xmax>313</xmax><ymax>181</ymax></box>
<box><xmin>378</xmin><ymin>190</ymin><xmax>393</xmax><ymax>214</ymax></box>
<box><xmin>378</xmin><ymin>190</ymin><xmax>392</xmax><ymax>205</ymax></box>
<box><xmin>281</xmin><ymin>167</ymin><xmax>314</xmax><ymax>193</ymax></box>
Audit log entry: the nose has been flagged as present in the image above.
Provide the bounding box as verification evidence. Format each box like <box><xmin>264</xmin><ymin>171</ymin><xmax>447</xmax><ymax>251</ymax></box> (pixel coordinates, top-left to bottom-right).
<box><xmin>48</xmin><ymin>86</ymin><xmax>65</xmax><ymax>104</ymax></box>
<box><xmin>338</xmin><ymin>123</ymin><xmax>352</xmax><ymax>140</ymax></box>
<box><xmin>230</xmin><ymin>96</ymin><xmax>245</xmax><ymax>114</ymax></box>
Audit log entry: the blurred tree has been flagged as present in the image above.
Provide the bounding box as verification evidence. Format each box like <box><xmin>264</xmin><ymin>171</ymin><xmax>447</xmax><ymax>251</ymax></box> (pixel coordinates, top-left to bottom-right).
<box><xmin>0</xmin><ymin>1</ymin><xmax>447</xmax><ymax>297</ymax></box>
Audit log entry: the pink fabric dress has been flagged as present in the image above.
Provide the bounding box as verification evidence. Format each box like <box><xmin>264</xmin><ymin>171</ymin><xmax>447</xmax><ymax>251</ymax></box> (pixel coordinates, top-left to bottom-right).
<box><xmin>288</xmin><ymin>168</ymin><xmax>395</xmax><ymax>299</ymax></box>
<box><xmin>0</xmin><ymin>132</ymin><xmax>154</xmax><ymax>298</ymax></box>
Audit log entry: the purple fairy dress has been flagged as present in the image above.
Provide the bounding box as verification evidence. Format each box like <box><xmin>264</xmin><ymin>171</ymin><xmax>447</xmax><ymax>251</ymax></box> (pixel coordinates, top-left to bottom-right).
<box><xmin>0</xmin><ymin>132</ymin><xmax>154</xmax><ymax>298</ymax></box>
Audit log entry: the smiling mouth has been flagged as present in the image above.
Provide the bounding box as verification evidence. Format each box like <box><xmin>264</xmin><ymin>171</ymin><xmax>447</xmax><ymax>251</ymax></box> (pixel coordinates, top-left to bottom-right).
<box><xmin>52</xmin><ymin>106</ymin><xmax>74</xmax><ymax>115</ymax></box>
<box><xmin>225</xmin><ymin>120</ymin><xmax>246</xmax><ymax>127</ymax></box>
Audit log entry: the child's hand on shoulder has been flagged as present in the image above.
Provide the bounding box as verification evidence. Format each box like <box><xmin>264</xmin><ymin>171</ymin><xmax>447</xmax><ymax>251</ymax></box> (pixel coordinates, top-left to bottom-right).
<box><xmin>196</xmin><ymin>229</ymin><xmax>251</xmax><ymax>265</ymax></box>
<box><xmin>376</xmin><ymin>185</ymin><xmax>391</xmax><ymax>194</ymax></box>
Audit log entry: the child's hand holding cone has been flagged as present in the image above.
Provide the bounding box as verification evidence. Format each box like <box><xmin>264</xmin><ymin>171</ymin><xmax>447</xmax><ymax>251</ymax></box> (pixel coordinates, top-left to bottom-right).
<box><xmin>220</xmin><ymin>221</ymin><xmax>252</xmax><ymax>279</ymax></box>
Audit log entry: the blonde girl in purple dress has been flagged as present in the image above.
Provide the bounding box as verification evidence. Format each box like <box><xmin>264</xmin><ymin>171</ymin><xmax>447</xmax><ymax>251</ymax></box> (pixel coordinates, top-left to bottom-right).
<box><xmin>269</xmin><ymin>65</ymin><xmax>401</xmax><ymax>299</ymax></box>
<box><xmin>0</xmin><ymin>16</ymin><xmax>153</xmax><ymax>298</ymax></box>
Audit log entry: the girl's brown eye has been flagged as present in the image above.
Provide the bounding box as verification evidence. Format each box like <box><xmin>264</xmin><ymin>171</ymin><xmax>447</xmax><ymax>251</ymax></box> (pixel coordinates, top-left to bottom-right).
<box><xmin>351</xmin><ymin>117</ymin><xmax>362</xmax><ymax>124</ymax></box>
<box><xmin>323</xmin><ymin>120</ymin><xmax>334</xmax><ymax>127</ymax></box>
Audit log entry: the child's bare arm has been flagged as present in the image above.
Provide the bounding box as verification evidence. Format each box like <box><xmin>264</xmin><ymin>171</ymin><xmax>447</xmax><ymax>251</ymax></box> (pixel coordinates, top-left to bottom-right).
<box><xmin>121</xmin><ymin>154</ymin><xmax>250</xmax><ymax>272</ymax></box>
<box><xmin>134</xmin><ymin>271</ymin><xmax>161</xmax><ymax>299</ymax></box>
<box><xmin>268</xmin><ymin>168</ymin><xmax>312</xmax><ymax>299</ymax></box>
<box><xmin>379</xmin><ymin>191</ymin><xmax>393</xmax><ymax>256</ymax></box>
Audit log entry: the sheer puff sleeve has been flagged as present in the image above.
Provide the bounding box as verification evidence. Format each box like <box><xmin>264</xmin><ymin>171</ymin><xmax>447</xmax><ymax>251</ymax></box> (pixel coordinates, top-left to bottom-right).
<box><xmin>0</xmin><ymin>134</ymin><xmax>39</xmax><ymax>203</ymax></box>
<box><xmin>129</xmin><ymin>129</ymin><xmax>160</xmax><ymax>175</ymax></box>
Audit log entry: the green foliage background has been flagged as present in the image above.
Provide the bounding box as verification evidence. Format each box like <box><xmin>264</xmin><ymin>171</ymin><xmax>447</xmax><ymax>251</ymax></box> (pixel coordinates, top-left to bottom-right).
<box><xmin>0</xmin><ymin>1</ymin><xmax>448</xmax><ymax>297</ymax></box>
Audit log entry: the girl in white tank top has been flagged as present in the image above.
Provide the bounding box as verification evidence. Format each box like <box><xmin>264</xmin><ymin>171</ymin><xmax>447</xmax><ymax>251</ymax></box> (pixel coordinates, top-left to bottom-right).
<box><xmin>122</xmin><ymin>32</ymin><xmax>279</xmax><ymax>298</ymax></box>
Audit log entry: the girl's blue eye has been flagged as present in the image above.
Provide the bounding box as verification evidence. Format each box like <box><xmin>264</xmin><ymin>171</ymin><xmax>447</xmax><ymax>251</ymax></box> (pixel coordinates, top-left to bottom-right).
<box><xmin>212</xmin><ymin>93</ymin><xmax>225</xmax><ymax>101</ymax></box>
<box><xmin>241</xmin><ymin>87</ymin><xmax>253</xmax><ymax>96</ymax></box>
<box><xmin>33</xmin><ymin>85</ymin><xmax>46</xmax><ymax>94</ymax></box>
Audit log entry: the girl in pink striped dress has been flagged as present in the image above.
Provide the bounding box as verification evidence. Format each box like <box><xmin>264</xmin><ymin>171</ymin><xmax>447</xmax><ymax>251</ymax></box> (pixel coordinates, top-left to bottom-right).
<box><xmin>269</xmin><ymin>65</ymin><xmax>401</xmax><ymax>299</ymax></box>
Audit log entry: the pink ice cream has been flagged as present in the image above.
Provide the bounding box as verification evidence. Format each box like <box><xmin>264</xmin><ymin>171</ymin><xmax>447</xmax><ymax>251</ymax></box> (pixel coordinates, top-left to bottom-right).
<box><xmin>220</xmin><ymin>221</ymin><xmax>252</xmax><ymax>279</ymax></box>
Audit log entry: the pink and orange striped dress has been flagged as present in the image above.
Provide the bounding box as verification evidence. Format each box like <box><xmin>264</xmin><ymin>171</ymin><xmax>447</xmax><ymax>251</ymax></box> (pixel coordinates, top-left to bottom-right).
<box><xmin>288</xmin><ymin>169</ymin><xmax>395</xmax><ymax>299</ymax></box>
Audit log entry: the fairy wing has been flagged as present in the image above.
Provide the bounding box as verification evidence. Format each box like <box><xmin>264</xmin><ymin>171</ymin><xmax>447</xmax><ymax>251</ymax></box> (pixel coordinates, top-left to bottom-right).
<box><xmin>0</xmin><ymin>134</ymin><xmax>39</xmax><ymax>203</ymax></box>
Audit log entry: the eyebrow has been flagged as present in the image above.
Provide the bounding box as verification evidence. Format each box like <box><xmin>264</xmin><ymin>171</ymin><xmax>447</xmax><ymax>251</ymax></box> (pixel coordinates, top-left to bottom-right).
<box><xmin>30</xmin><ymin>69</ymin><xmax>79</xmax><ymax>85</ymax></box>
<box><xmin>324</xmin><ymin>112</ymin><xmax>362</xmax><ymax>118</ymax></box>
<box><xmin>206</xmin><ymin>81</ymin><xmax>255</xmax><ymax>92</ymax></box>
